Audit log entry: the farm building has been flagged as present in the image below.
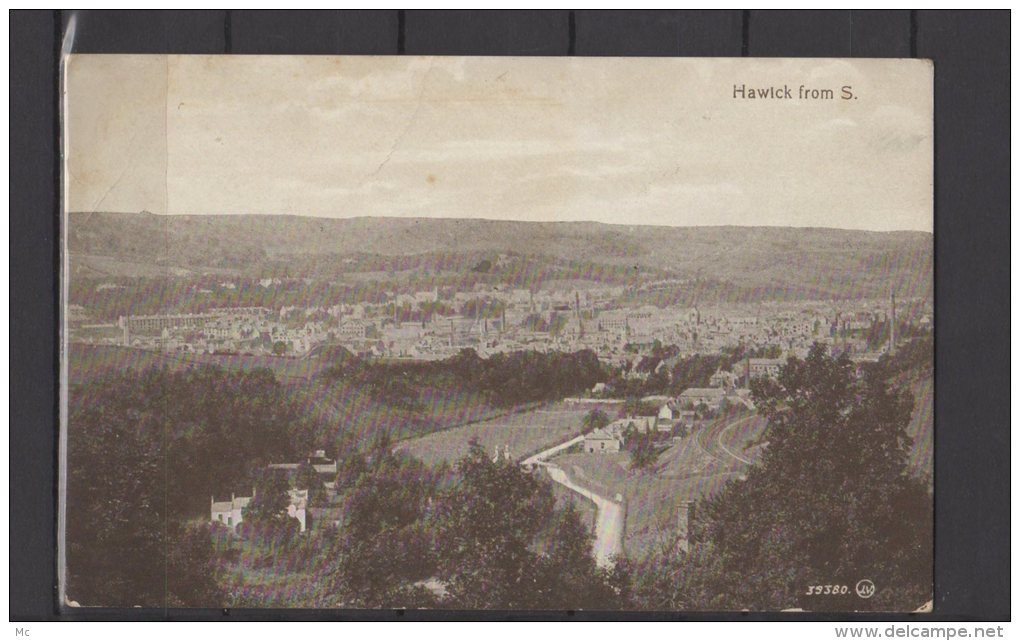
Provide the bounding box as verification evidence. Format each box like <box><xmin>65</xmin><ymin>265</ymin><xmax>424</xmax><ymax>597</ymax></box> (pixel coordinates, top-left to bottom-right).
<box><xmin>584</xmin><ymin>428</ymin><xmax>621</xmax><ymax>454</ymax></box>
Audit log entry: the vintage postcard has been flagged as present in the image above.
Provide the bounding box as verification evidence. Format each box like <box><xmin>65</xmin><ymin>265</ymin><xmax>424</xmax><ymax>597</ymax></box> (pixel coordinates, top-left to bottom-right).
<box><xmin>60</xmin><ymin>55</ymin><xmax>933</xmax><ymax>611</ymax></box>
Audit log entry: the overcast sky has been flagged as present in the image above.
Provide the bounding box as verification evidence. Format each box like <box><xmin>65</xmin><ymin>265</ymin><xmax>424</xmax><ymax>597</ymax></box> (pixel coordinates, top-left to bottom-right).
<box><xmin>65</xmin><ymin>55</ymin><xmax>932</xmax><ymax>232</ymax></box>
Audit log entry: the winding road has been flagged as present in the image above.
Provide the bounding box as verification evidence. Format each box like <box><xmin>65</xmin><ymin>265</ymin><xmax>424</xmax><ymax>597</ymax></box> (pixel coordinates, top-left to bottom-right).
<box><xmin>522</xmin><ymin>435</ymin><xmax>585</xmax><ymax>466</ymax></box>
<box><xmin>519</xmin><ymin>412</ymin><xmax>763</xmax><ymax>568</ymax></box>
<box><xmin>523</xmin><ymin>435</ymin><xmax>624</xmax><ymax>568</ymax></box>
<box><xmin>543</xmin><ymin>464</ymin><xmax>624</xmax><ymax>566</ymax></box>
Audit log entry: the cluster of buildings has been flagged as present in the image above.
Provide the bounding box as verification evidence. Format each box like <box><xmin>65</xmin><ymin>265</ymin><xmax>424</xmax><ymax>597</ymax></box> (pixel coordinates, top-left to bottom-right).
<box><xmin>73</xmin><ymin>279</ymin><xmax>929</xmax><ymax>370</ymax></box>
<box><xmin>210</xmin><ymin>488</ymin><xmax>310</xmax><ymax>532</ymax></box>
<box><xmin>209</xmin><ymin>450</ymin><xmax>341</xmax><ymax>533</ymax></box>
<box><xmin>108</xmin><ymin>306</ymin><xmax>337</xmax><ymax>355</ymax></box>
<box><xmin>580</xmin><ymin>357</ymin><xmax>783</xmax><ymax>454</ymax></box>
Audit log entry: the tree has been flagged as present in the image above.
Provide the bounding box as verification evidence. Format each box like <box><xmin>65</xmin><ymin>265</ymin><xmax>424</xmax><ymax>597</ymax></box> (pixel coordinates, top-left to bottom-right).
<box><xmin>242</xmin><ymin>470</ymin><xmax>301</xmax><ymax>542</ymax></box>
<box><xmin>627</xmin><ymin>431</ymin><xmax>662</xmax><ymax>470</ymax></box>
<box><xmin>166</xmin><ymin>522</ymin><xmax>226</xmax><ymax>607</ymax></box>
<box><xmin>537</xmin><ymin>502</ymin><xmax>629</xmax><ymax>609</ymax></box>
<box><xmin>65</xmin><ymin>365</ymin><xmax>315</xmax><ymax>606</ymax></box>
<box><xmin>581</xmin><ymin>408</ymin><xmax>611</xmax><ymax>434</ymax></box>
<box><xmin>621</xmin><ymin>397</ymin><xmax>658</xmax><ymax>418</ymax></box>
<box><xmin>245</xmin><ymin>471</ymin><xmax>292</xmax><ymax>523</ymax></box>
<box><xmin>432</xmin><ymin>440</ymin><xmax>556</xmax><ymax>609</ymax></box>
<box><xmin>294</xmin><ymin>461</ymin><xmax>328</xmax><ymax>508</ymax></box>
<box><xmin>334</xmin><ymin>450</ymin><xmax>367</xmax><ymax>489</ymax></box>
<box><xmin>432</xmin><ymin>440</ymin><xmax>625</xmax><ymax>610</ymax></box>
<box><xmin>326</xmin><ymin>450</ymin><xmax>439</xmax><ymax>608</ymax></box>
<box><xmin>634</xmin><ymin>344</ymin><xmax>932</xmax><ymax>611</ymax></box>
<box><xmin>65</xmin><ymin>396</ymin><xmax>167</xmax><ymax>607</ymax></box>
<box><xmin>671</xmin><ymin>421</ymin><xmax>689</xmax><ymax>440</ymax></box>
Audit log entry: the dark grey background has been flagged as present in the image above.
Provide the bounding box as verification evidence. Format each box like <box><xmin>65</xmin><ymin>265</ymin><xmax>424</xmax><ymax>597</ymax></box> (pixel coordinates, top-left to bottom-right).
<box><xmin>10</xmin><ymin>9</ymin><xmax>1009</xmax><ymax>621</ymax></box>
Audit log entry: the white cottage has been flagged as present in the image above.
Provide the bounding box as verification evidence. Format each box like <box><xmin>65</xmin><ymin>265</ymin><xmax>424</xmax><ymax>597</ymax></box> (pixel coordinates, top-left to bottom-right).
<box><xmin>210</xmin><ymin>488</ymin><xmax>309</xmax><ymax>532</ymax></box>
<box><xmin>209</xmin><ymin>493</ymin><xmax>252</xmax><ymax>531</ymax></box>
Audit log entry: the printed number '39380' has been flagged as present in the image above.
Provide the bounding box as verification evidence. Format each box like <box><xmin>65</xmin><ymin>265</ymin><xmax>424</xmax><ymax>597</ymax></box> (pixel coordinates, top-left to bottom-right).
<box><xmin>805</xmin><ymin>585</ymin><xmax>850</xmax><ymax>595</ymax></box>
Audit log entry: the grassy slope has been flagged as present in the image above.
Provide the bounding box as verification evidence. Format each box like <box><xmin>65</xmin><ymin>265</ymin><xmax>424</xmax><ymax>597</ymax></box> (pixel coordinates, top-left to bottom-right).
<box><xmin>296</xmin><ymin>376</ymin><xmax>502</xmax><ymax>451</ymax></box>
<box><xmin>549</xmin><ymin>364</ymin><xmax>934</xmax><ymax>559</ymax></box>
<box><xmin>553</xmin><ymin>411</ymin><xmax>768</xmax><ymax>557</ymax></box>
<box><xmin>394</xmin><ymin>402</ymin><xmax>597</xmax><ymax>467</ymax></box>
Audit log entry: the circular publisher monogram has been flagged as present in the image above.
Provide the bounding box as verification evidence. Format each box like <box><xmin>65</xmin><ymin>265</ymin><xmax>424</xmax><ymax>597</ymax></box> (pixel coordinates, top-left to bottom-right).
<box><xmin>855</xmin><ymin>579</ymin><xmax>876</xmax><ymax>599</ymax></box>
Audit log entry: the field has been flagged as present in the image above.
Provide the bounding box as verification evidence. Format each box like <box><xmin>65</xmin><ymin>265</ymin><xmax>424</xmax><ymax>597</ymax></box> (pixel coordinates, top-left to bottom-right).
<box><xmin>68</xmin><ymin>343</ymin><xmax>340</xmax><ymax>386</ymax></box>
<box><xmin>395</xmin><ymin>401</ymin><xmax>620</xmax><ymax>467</ymax></box>
<box><xmin>296</xmin><ymin>377</ymin><xmax>503</xmax><ymax>449</ymax></box>
<box><xmin>70</xmin><ymin>253</ymin><xmax>238</xmax><ymax>279</ymax></box>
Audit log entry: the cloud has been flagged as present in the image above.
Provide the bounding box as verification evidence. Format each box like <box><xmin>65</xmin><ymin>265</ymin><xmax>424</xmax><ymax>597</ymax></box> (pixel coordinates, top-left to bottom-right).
<box><xmin>68</xmin><ymin>56</ymin><xmax>932</xmax><ymax>232</ymax></box>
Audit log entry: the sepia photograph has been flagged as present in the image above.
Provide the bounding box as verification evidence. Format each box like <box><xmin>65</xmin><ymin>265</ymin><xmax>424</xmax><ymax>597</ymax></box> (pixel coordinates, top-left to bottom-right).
<box><xmin>60</xmin><ymin>54</ymin><xmax>933</xmax><ymax>612</ymax></box>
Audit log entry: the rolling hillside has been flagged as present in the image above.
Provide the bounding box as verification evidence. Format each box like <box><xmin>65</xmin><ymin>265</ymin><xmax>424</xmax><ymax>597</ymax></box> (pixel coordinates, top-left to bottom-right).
<box><xmin>68</xmin><ymin>212</ymin><xmax>932</xmax><ymax>300</ymax></box>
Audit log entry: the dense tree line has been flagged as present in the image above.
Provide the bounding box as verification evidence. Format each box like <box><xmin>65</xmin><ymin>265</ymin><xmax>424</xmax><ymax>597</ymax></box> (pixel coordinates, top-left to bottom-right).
<box><xmin>605</xmin><ymin>343</ymin><xmax>782</xmax><ymax>398</ymax></box>
<box><xmin>66</xmin><ymin>366</ymin><xmax>318</xmax><ymax>606</ymax></box>
<box><xmin>68</xmin><ymin>367</ymin><xmax>317</xmax><ymax>517</ymax></box>
<box><xmin>629</xmin><ymin>345</ymin><xmax>932</xmax><ymax>611</ymax></box>
<box><xmin>326</xmin><ymin>440</ymin><xmax>627</xmax><ymax>609</ymax></box>
<box><xmin>66</xmin><ymin>341</ymin><xmax>931</xmax><ymax>611</ymax></box>
<box><xmin>326</xmin><ymin>447</ymin><xmax>447</xmax><ymax>607</ymax></box>
<box><xmin>326</xmin><ymin>348</ymin><xmax>603</xmax><ymax>409</ymax></box>
<box><xmin>881</xmin><ymin>335</ymin><xmax>934</xmax><ymax>378</ymax></box>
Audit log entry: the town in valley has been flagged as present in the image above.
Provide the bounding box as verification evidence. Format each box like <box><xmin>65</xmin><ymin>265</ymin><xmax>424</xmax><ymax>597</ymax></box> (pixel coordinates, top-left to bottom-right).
<box><xmin>65</xmin><ymin>216</ymin><xmax>934</xmax><ymax>611</ymax></box>
<box><xmin>62</xmin><ymin>54</ymin><xmax>935</xmax><ymax>614</ymax></box>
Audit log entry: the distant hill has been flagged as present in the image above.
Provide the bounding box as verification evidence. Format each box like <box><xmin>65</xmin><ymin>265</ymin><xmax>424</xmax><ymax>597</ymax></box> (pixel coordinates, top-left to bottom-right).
<box><xmin>67</xmin><ymin>211</ymin><xmax>932</xmax><ymax>299</ymax></box>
